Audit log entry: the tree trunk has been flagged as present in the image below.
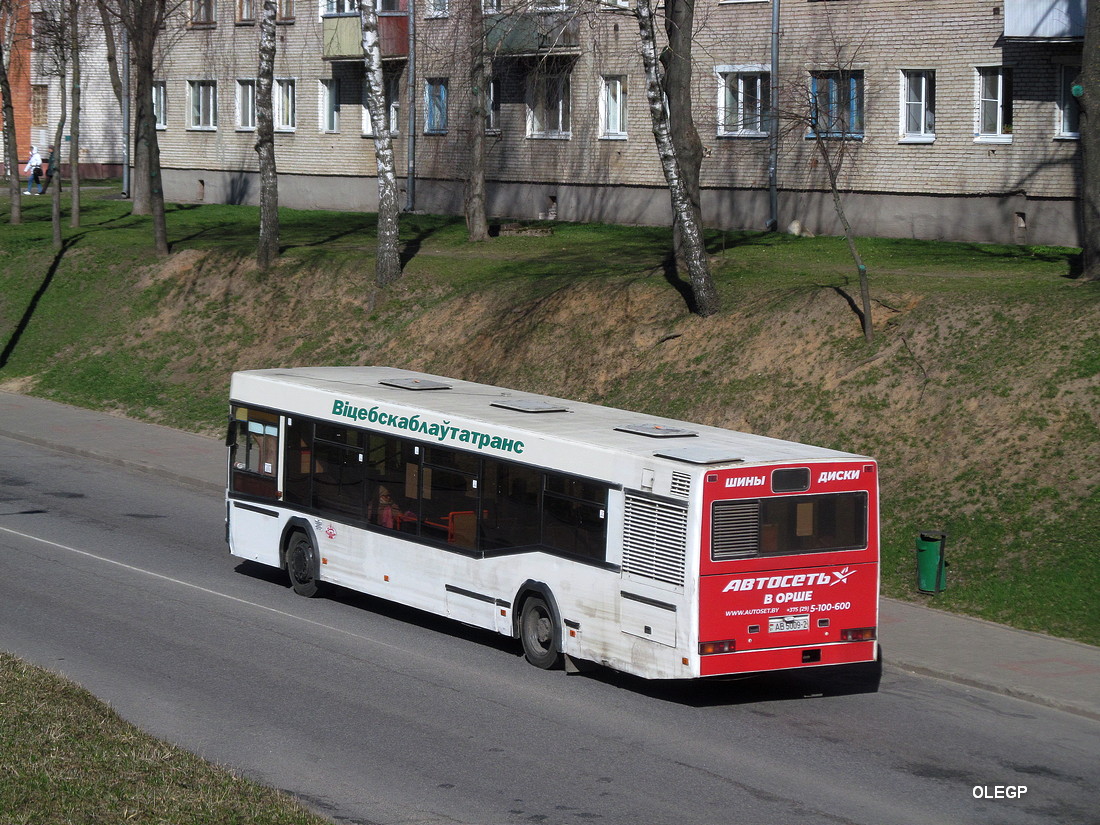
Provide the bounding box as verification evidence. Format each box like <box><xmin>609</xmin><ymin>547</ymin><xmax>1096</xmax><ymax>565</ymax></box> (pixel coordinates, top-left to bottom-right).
<box><xmin>95</xmin><ymin>0</ymin><xmax>124</xmax><ymax>109</ymax></box>
<box><xmin>255</xmin><ymin>0</ymin><xmax>279</xmax><ymax>269</ymax></box>
<box><xmin>124</xmin><ymin>0</ymin><xmax>168</xmax><ymax>253</ymax></box>
<box><xmin>69</xmin><ymin>0</ymin><xmax>81</xmax><ymax>228</ymax></box>
<box><xmin>0</xmin><ymin>35</ymin><xmax>22</xmax><ymax>224</ymax></box>
<box><xmin>635</xmin><ymin>0</ymin><xmax>719</xmax><ymax>317</ymax></box>
<box><xmin>52</xmin><ymin>72</ymin><xmax>68</xmax><ymax>249</ymax></box>
<box><xmin>1079</xmin><ymin>0</ymin><xmax>1099</xmax><ymax>280</ymax></box>
<box><xmin>464</xmin><ymin>0</ymin><xmax>488</xmax><ymax>242</ymax></box>
<box><xmin>816</xmin><ymin>139</ymin><xmax>873</xmax><ymax>342</ymax></box>
<box><xmin>361</xmin><ymin>2</ymin><xmax>401</xmax><ymax>286</ymax></box>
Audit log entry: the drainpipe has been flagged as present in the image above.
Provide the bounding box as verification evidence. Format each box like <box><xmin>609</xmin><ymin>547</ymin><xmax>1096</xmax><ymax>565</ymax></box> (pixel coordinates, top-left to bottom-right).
<box><xmin>405</xmin><ymin>0</ymin><xmax>416</xmax><ymax>211</ymax></box>
<box><xmin>767</xmin><ymin>0</ymin><xmax>779</xmax><ymax>231</ymax></box>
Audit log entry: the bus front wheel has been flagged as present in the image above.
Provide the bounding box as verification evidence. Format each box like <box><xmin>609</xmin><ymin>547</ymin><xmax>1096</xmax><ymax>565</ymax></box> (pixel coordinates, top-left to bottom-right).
<box><xmin>286</xmin><ymin>533</ymin><xmax>321</xmax><ymax>598</ymax></box>
<box><xmin>520</xmin><ymin>596</ymin><xmax>562</xmax><ymax>670</ymax></box>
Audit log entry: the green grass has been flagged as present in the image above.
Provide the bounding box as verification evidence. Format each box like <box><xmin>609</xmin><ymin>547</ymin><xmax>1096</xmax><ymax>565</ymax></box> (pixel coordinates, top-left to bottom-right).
<box><xmin>0</xmin><ymin>653</ymin><xmax>330</xmax><ymax>825</ymax></box>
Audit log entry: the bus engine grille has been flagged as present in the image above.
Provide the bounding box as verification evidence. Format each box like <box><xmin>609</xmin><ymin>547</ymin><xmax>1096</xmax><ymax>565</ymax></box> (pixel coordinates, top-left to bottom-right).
<box><xmin>622</xmin><ymin>493</ymin><xmax>688</xmax><ymax>587</ymax></box>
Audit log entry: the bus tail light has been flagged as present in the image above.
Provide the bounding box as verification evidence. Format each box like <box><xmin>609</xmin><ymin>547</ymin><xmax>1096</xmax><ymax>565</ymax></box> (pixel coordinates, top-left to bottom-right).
<box><xmin>699</xmin><ymin>640</ymin><xmax>736</xmax><ymax>655</ymax></box>
<box><xmin>841</xmin><ymin>627</ymin><xmax>876</xmax><ymax>642</ymax></box>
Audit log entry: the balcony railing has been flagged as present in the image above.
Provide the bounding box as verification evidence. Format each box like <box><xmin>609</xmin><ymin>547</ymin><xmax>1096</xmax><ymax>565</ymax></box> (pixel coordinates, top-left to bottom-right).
<box><xmin>1003</xmin><ymin>0</ymin><xmax>1085</xmax><ymax>39</ymax></box>
<box><xmin>322</xmin><ymin>12</ymin><xmax>409</xmax><ymax>60</ymax></box>
<box><xmin>483</xmin><ymin>11</ymin><xmax>580</xmax><ymax>55</ymax></box>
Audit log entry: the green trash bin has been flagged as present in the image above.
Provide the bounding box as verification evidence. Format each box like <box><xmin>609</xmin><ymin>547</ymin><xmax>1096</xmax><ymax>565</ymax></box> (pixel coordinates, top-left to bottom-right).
<box><xmin>916</xmin><ymin>530</ymin><xmax>947</xmax><ymax>594</ymax></box>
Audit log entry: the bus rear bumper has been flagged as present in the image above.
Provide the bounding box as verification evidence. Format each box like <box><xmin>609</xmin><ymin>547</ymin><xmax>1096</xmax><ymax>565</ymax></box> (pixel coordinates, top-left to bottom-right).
<box><xmin>698</xmin><ymin>640</ymin><xmax>877</xmax><ymax>677</ymax></box>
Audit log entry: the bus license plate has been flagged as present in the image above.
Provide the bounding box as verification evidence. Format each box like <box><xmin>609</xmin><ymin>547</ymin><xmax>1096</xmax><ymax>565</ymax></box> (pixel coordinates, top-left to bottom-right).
<box><xmin>769</xmin><ymin>615</ymin><xmax>810</xmax><ymax>633</ymax></box>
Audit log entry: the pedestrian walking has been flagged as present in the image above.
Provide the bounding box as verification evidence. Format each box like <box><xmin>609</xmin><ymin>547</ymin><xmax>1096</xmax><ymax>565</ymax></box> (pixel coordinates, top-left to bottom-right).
<box><xmin>23</xmin><ymin>146</ymin><xmax>43</xmax><ymax>195</ymax></box>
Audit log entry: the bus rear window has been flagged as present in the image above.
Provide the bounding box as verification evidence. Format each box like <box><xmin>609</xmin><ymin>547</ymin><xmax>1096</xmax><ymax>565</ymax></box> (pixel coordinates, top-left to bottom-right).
<box><xmin>711</xmin><ymin>492</ymin><xmax>867</xmax><ymax>560</ymax></box>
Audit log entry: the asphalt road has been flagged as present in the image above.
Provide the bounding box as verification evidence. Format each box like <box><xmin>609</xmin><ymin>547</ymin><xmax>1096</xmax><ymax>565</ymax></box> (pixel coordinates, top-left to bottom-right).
<box><xmin>1</xmin><ymin>436</ymin><xmax>1096</xmax><ymax>825</ymax></box>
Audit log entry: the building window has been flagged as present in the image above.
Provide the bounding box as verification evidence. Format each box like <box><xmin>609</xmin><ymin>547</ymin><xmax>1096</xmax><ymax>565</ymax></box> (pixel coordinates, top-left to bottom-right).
<box><xmin>31</xmin><ymin>85</ymin><xmax>49</xmax><ymax>128</ymax></box>
<box><xmin>237</xmin><ymin>0</ymin><xmax>255</xmax><ymax>21</ymax></box>
<box><xmin>278</xmin><ymin>0</ymin><xmax>294</xmax><ymax>20</ymax></box>
<box><xmin>527</xmin><ymin>67</ymin><xmax>571</xmax><ymax>138</ymax></box>
<box><xmin>482</xmin><ymin>0</ymin><xmax>501</xmax><ymax>11</ymax></box>
<box><xmin>599</xmin><ymin>75</ymin><xmax>626</xmax><ymax>139</ymax></box>
<box><xmin>325</xmin><ymin>0</ymin><xmax>357</xmax><ymax>12</ymax></box>
<box><xmin>425</xmin><ymin>77</ymin><xmax>448</xmax><ymax>134</ymax></box>
<box><xmin>810</xmin><ymin>70</ymin><xmax>863</xmax><ymax>138</ymax></box>
<box><xmin>976</xmin><ymin>67</ymin><xmax>1012</xmax><ymax>141</ymax></box>
<box><xmin>1057</xmin><ymin>64</ymin><xmax>1080</xmax><ymax>139</ymax></box>
<box><xmin>900</xmin><ymin>69</ymin><xmax>935</xmax><ymax>142</ymax></box>
<box><xmin>718</xmin><ymin>69</ymin><xmax>768</xmax><ymax>136</ymax></box>
<box><xmin>237</xmin><ymin>79</ymin><xmax>256</xmax><ymax>130</ymax></box>
<box><xmin>427</xmin><ymin>0</ymin><xmax>447</xmax><ymax>16</ymax></box>
<box><xmin>362</xmin><ymin>71</ymin><xmax>400</xmax><ymax>135</ymax></box>
<box><xmin>188</xmin><ymin>80</ymin><xmax>218</xmax><ymax>129</ymax></box>
<box><xmin>486</xmin><ymin>76</ymin><xmax>500</xmax><ymax>132</ymax></box>
<box><xmin>191</xmin><ymin>0</ymin><xmax>215</xmax><ymax>25</ymax></box>
<box><xmin>321</xmin><ymin>78</ymin><xmax>340</xmax><ymax>132</ymax></box>
<box><xmin>152</xmin><ymin>81</ymin><xmax>167</xmax><ymax>129</ymax></box>
<box><xmin>275</xmin><ymin>78</ymin><xmax>296</xmax><ymax>130</ymax></box>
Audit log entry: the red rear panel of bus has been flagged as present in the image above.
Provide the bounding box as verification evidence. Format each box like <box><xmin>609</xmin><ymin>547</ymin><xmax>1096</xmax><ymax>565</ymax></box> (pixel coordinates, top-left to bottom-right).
<box><xmin>697</xmin><ymin>460</ymin><xmax>879</xmax><ymax>677</ymax></box>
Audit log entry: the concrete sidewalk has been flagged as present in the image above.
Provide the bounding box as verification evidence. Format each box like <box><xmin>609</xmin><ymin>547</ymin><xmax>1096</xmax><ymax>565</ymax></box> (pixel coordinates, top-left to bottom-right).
<box><xmin>2</xmin><ymin>389</ymin><xmax>1098</xmax><ymax>720</ymax></box>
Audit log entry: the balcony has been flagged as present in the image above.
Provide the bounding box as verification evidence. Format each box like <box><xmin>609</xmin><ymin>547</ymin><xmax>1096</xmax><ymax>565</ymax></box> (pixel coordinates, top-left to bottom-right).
<box><xmin>1003</xmin><ymin>0</ymin><xmax>1085</xmax><ymax>40</ymax></box>
<box><xmin>322</xmin><ymin>11</ymin><xmax>409</xmax><ymax>60</ymax></box>
<box><xmin>483</xmin><ymin>11</ymin><xmax>580</xmax><ymax>55</ymax></box>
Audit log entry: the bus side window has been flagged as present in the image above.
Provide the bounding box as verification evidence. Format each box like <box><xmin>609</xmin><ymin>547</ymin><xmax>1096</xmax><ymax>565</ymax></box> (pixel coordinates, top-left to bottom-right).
<box><xmin>283</xmin><ymin>416</ymin><xmax>313</xmax><ymax>506</ymax></box>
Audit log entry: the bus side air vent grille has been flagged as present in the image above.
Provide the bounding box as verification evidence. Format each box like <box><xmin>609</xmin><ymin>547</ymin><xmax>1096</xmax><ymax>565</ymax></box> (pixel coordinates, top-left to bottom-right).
<box><xmin>622</xmin><ymin>493</ymin><xmax>688</xmax><ymax>587</ymax></box>
<box><xmin>711</xmin><ymin>500</ymin><xmax>759</xmax><ymax>560</ymax></box>
<box><xmin>670</xmin><ymin>472</ymin><xmax>691</xmax><ymax>499</ymax></box>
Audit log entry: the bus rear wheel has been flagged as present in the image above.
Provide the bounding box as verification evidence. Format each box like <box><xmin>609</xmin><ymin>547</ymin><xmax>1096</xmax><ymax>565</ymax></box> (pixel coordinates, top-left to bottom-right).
<box><xmin>520</xmin><ymin>596</ymin><xmax>562</xmax><ymax>670</ymax></box>
<box><xmin>286</xmin><ymin>532</ymin><xmax>321</xmax><ymax>598</ymax></box>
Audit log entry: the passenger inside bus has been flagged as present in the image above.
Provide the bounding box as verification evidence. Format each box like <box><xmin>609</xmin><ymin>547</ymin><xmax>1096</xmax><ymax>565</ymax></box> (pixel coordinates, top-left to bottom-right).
<box><xmin>369</xmin><ymin>485</ymin><xmax>416</xmax><ymax>530</ymax></box>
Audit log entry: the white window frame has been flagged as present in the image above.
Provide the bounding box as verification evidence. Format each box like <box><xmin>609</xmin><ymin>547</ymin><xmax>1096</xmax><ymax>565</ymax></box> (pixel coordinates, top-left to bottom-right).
<box><xmin>526</xmin><ymin>68</ymin><xmax>571</xmax><ymax>139</ymax></box>
<box><xmin>324</xmin><ymin>0</ymin><xmax>357</xmax><ymax>13</ymax></box>
<box><xmin>899</xmin><ymin>69</ymin><xmax>935</xmax><ymax>143</ymax></box>
<box><xmin>320</xmin><ymin>78</ymin><xmax>340</xmax><ymax>132</ymax></box>
<box><xmin>1056</xmin><ymin>64</ymin><xmax>1080</xmax><ymax>139</ymax></box>
<box><xmin>237</xmin><ymin>0</ymin><xmax>255</xmax><ymax>22</ymax></box>
<box><xmin>975</xmin><ymin>66</ymin><xmax>1012</xmax><ymax>143</ymax></box>
<box><xmin>362</xmin><ymin>72</ymin><xmax>400</xmax><ymax>136</ymax></box>
<box><xmin>187</xmin><ymin>80</ymin><xmax>218</xmax><ymax>130</ymax></box>
<box><xmin>152</xmin><ymin>80</ymin><xmax>167</xmax><ymax>130</ymax></box>
<box><xmin>599</xmin><ymin>75</ymin><xmax>627</xmax><ymax>139</ymax></box>
<box><xmin>426</xmin><ymin>0</ymin><xmax>447</xmax><ymax>17</ymax></box>
<box><xmin>716</xmin><ymin>65</ymin><xmax>769</xmax><ymax>138</ymax></box>
<box><xmin>236</xmin><ymin>79</ymin><xmax>256</xmax><ymax>130</ymax></box>
<box><xmin>275</xmin><ymin>78</ymin><xmax>297</xmax><ymax>131</ymax></box>
<box><xmin>486</xmin><ymin>76</ymin><xmax>500</xmax><ymax>133</ymax></box>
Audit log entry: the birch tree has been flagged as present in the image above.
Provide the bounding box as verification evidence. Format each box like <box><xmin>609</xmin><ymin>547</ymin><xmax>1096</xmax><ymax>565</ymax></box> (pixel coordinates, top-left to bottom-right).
<box><xmin>361</xmin><ymin>0</ymin><xmax>402</xmax><ymax>286</ymax></box>
<box><xmin>0</xmin><ymin>0</ymin><xmax>23</xmax><ymax>224</ymax></box>
<box><xmin>255</xmin><ymin>0</ymin><xmax>279</xmax><ymax>268</ymax></box>
<box><xmin>634</xmin><ymin>0</ymin><xmax>719</xmax><ymax>317</ymax></box>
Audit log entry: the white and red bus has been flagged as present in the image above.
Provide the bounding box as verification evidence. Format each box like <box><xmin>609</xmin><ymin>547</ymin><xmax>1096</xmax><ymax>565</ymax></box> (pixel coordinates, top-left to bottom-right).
<box><xmin>226</xmin><ymin>367</ymin><xmax>878</xmax><ymax>680</ymax></box>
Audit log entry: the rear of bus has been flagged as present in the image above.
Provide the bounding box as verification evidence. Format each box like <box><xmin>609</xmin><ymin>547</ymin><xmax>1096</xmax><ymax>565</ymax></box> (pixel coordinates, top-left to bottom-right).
<box><xmin>696</xmin><ymin>460</ymin><xmax>879</xmax><ymax>677</ymax></box>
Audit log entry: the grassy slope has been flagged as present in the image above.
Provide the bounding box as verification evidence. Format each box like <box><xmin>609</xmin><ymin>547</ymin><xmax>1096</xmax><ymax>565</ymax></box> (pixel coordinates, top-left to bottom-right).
<box><xmin>1</xmin><ymin>193</ymin><xmax>1098</xmax><ymax>645</ymax></box>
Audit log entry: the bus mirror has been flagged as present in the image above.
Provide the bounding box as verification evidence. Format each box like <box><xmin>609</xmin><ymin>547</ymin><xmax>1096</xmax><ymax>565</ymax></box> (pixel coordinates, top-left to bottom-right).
<box><xmin>225</xmin><ymin>417</ymin><xmax>239</xmax><ymax>447</ymax></box>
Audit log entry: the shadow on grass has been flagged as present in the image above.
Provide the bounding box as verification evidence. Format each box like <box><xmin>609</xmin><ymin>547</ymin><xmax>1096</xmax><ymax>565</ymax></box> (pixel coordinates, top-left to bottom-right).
<box><xmin>1</xmin><ymin>235</ymin><xmax>81</xmax><ymax>369</ymax></box>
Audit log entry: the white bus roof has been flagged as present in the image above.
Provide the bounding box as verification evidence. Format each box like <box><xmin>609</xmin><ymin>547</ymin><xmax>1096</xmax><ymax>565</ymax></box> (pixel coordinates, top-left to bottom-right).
<box><xmin>231</xmin><ymin>366</ymin><xmax>867</xmax><ymax>469</ymax></box>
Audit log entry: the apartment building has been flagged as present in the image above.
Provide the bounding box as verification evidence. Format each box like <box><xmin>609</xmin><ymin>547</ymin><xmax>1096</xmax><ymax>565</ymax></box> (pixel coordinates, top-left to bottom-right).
<box><xmin>2</xmin><ymin>1</ymin><xmax>125</xmax><ymax>179</ymax></box>
<box><xmin>152</xmin><ymin>0</ymin><xmax>1086</xmax><ymax>246</ymax></box>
